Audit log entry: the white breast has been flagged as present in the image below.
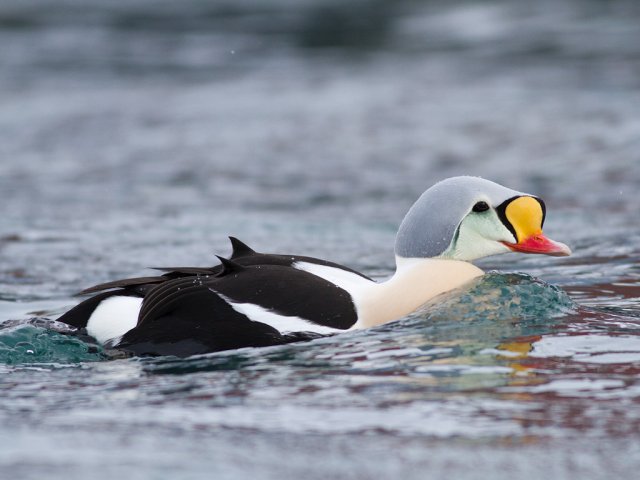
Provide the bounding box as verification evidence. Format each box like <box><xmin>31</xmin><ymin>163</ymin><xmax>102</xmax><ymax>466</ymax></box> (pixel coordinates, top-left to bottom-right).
<box><xmin>86</xmin><ymin>296</ymin><xmax>143</xmax><ymax>345</ymax></box>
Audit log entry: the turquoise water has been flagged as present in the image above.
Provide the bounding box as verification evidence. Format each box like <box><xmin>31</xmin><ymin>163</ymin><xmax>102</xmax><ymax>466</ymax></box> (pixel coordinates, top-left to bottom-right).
<box><xmin>2</xmin><ymin>1</ymin><xmax>640</xmax><ymax>479</ymax></box>
<box><xmin>0</xmin><ymin>321</ymin><xmax>105</xmax><ymax>364</ymax></box>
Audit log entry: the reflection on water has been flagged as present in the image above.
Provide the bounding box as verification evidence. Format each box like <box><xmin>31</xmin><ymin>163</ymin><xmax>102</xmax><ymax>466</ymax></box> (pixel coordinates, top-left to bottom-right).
<box><xmin>531</xmin><ymin>333</ymin><xmax>640</xmax><ymax>364</ymax></box>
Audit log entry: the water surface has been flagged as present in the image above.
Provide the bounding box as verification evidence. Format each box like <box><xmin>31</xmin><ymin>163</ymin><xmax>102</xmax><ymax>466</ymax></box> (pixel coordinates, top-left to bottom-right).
<box><xmin>1</xmin><ymin>1</ymin><xmax>640</xmax><ymax>479</ymax></box>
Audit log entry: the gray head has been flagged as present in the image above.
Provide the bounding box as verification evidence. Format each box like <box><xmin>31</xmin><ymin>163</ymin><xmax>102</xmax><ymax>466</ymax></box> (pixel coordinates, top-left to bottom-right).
<box><xmin>395</xmin><ymin>176</ymin><xmax>570</xmax><ymax>261</ymax></box>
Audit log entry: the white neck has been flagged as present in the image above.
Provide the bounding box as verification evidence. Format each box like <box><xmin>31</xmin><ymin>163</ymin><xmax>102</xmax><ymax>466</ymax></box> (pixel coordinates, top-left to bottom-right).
<box><xmin>351</xmin><ymin>257</ymin><xmax>484</xmax><ymax>329</ymax></box>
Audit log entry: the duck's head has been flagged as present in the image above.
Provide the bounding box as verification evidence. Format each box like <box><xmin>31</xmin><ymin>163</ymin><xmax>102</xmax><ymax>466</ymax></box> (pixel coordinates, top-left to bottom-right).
<box><xmin>395</xmin><ymin>176</ymin><xmax>571</xmax><ymax>262</ymax></box>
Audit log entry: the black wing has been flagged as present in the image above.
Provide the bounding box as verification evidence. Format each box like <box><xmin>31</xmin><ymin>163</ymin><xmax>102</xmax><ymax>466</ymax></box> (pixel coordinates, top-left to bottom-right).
<box><xmin>137</xmin><ymin>262</ymin><xmax>359</xmax><ymax>330</ymax></box>
<box><xmin>117</xmin><ymin>280</ymin><xmax>324</xmax><ymax>357</ymax></box>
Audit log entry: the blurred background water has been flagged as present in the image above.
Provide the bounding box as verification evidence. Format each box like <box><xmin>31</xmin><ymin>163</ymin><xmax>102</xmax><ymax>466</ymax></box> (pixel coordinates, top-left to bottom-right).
<box><xmin>1</xmin><ymin>1</ymin><xmax>640</xmax><ymax>479</ymax></box>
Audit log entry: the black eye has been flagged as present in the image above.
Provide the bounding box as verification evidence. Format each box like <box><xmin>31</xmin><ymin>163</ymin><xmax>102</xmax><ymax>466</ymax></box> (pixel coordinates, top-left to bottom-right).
<box><xmin>472</xmin><ymin>201</ymin><xmax>490</xmax><ymax>213</ymax></box>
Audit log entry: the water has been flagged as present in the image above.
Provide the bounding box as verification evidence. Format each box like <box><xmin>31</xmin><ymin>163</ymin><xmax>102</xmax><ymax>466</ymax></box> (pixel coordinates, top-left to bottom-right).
<box><xmin>1</xmin><ymin>0</ymin><xmax>640</xmax><ymax>478</ymax></box>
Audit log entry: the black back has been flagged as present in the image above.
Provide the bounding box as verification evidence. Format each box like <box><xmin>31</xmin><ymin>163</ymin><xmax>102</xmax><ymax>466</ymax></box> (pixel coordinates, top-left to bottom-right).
<box><xmin>78</xmin><ymin>237</ymin><xmax>371</xmax><ymax>296</ymax></box>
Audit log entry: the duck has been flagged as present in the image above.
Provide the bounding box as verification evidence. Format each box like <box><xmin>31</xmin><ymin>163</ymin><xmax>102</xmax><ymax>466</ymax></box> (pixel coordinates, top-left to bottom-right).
<box><xmin>57</xmin><ymin>176</ymin><xmax>571</xmax><ymax>357</ymax></box>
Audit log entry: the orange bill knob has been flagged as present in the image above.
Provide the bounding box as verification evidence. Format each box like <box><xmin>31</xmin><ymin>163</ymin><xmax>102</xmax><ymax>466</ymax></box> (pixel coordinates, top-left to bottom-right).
<box><xmin>500</xmin><ymin>196</ymin><xmax>571</xmax><ymax>256</ymax></box>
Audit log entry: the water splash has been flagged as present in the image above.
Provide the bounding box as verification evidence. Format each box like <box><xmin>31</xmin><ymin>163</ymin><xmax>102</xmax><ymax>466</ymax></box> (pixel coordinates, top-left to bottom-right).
<box><xmin>419</xmin><ymin>272</ymin><xmax>576</xmax><ymax>323</ymax></box>
<box><xmin>0</xmin><ymin>319</ymin><xmax>106</xmax><ymax>365</ymax></box>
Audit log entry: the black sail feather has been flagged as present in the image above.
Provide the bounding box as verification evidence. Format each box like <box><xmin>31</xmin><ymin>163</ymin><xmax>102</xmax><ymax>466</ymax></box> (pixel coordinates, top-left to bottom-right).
<box><xmin>229</xmin><ymin>236</ymin><xmax>257</xmax><ymax>258</ymax></box>
<box><xmin>215</xmin><ymin>256</ymin><xmax>245</xmax><ymax>276</ymax></box>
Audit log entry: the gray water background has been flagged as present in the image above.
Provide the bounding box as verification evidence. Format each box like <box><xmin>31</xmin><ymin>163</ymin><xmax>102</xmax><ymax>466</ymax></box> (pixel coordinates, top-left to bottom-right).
<box><xmin>1</xmin><ymin>1</ymin><xmax>640</xmax><ymax>479</ymax></box>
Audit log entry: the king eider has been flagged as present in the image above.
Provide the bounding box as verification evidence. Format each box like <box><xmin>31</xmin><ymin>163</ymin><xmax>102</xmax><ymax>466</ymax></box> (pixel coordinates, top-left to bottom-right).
<box><xmin>58</xmin><ymin>176</ymin><xmax>571</xmax><ymax>357</ymax></box>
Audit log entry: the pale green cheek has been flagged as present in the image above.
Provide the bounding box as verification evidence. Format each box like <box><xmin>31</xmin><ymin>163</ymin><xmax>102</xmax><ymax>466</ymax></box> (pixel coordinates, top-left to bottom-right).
<box><xmin>439</xmin><ymin>212</ymin><xmax>513</xmax><ymax>262</ymax></box>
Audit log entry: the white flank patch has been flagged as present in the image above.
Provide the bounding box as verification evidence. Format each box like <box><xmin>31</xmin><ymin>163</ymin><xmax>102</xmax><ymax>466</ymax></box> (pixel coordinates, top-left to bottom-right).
<box><xmin>293</xmin><ymin>261</ymin><xmax>372</xmax><ymax>298</ymax></box>
<box><xmin>293</xmin><ymin>261</ymin><xmax>377</xmax><ymax>329</ymax></box>
<box><xmin>215</xmin><ymin>291</ymin><xmax>343</xmax><ymax>335</ymax></box>
<box><xmin>86</xmin><ymin>296</ymin><xmax>143</xmax><ymax>344</ymax></box>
